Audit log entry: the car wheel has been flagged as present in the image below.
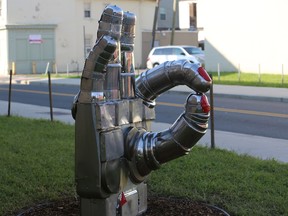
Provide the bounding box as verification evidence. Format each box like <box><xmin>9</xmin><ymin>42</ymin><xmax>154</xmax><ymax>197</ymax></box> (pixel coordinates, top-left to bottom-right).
<box><xmin>153</xmin><ymin>63</ymin><xmax>159</xmax><ymax>68</ymax></box>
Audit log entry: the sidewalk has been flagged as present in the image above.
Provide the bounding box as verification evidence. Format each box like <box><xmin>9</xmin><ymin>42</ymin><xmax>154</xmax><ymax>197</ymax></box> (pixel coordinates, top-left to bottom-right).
<box><xmin>1</xmin><ymin>74</ymin><xmax>288</xmax><ymax>163</ymax></box>
<box><xmin>172</xmin><ymin>85</ymin><xmax>288</xmax><ymax>103</ymax></box>
<box><xmin>152</xmin><ymin>122</ymin><xmax>288</xmax><ymax>163</ymax></box>
<box><xmin>1</xmin><ymin>99</ymin><xmax>287</xmax><ymax>163</ymax></box>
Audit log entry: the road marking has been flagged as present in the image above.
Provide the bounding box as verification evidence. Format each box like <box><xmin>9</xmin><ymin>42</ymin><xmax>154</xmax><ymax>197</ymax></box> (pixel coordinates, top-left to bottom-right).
<box><xmin>213</xmin><ymin>107</ymin><xmax>288</xmax><ymax>118</ymax></box>
<box><xmin>1</xmin><ymin>87</ymin><xmax>288</xmax><ymax>118</ymax></box>
<box><xmin>0</xmin><ymin>87</ymin><xmax>73</xmax><ymax>97</ymax></box>
<box><xmin>157</xmin><ymin>101</ymin><xmax>182</xmax><ymax>107</ymax></box>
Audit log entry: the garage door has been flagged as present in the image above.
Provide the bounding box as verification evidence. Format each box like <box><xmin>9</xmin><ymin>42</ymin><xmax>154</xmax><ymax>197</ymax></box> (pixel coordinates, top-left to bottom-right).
<box><xmin>8</xmin><ymin>26</ymin><xmax>55</xmax><ymax>74</ymax></box>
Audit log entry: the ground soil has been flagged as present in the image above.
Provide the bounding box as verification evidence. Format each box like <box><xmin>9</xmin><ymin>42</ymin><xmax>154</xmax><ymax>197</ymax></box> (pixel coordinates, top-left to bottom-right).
<box><xmin>14</xmin><ymin>196</ymin><xmax>230</xmax><ymax>216</ymax></box>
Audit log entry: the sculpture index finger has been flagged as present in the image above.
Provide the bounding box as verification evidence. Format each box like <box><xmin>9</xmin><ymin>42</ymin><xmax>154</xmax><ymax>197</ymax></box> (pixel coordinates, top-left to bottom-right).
<box><xmin>78</xmin><ymin>5</ymin><xmax>124</xmax><ymax>103</ymax></box>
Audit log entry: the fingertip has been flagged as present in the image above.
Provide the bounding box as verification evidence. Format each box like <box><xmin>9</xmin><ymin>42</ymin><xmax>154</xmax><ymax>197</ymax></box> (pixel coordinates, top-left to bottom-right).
<box><xmin>201</xmin><ymin>94</ymin><xmax>210</xmax><ymax>113</ymax></box>
<box><xmin>198</xmin><ymin>67</ymin><xmax>212</xmax><ymax>82</ymax></box>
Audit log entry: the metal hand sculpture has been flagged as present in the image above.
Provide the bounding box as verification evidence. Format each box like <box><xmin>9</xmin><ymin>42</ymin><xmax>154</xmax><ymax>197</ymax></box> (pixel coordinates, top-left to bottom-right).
<box><xmin>72</xmin><ymin>4</ymin><xmax>211</xmax><ymax>216</ymax></box>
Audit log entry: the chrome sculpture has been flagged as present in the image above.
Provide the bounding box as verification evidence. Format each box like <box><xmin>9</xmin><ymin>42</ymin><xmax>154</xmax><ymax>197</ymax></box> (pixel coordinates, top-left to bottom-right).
<box><xmin>72</xmin><ymin>4</ymin><xmax>211</xmax><ymax>216</ymax></box>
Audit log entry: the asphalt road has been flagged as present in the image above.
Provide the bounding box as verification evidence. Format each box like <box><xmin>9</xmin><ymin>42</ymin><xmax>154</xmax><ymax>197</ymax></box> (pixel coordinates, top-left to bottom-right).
<box><xmin>1</xmin><ymin>83</ymin><xmax>288</xmax><ymax>140</ymax></box>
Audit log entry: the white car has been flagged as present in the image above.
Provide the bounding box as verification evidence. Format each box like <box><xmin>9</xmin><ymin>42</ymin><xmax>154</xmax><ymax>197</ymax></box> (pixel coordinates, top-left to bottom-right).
<box><xmin>146</xmin><ymin>45</ymin><xmax>205</xmax><ymax>69</ymax></box>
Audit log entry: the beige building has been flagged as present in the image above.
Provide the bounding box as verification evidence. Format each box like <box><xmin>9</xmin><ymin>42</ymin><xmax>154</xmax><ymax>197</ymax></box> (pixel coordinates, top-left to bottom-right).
<box><xmin>0</xmin><ymin>0</ymin><xmax>156</xmax><ymax>75</ymax></box>
<box><xmin>198</xmin><ymin>0</ymin><xmax>288</xmax><ymax>74</ymax></box>
<box><xmin>4</xmin><ymin>0</ymin><xmax>282</xmax><ymax>75</ymax></box>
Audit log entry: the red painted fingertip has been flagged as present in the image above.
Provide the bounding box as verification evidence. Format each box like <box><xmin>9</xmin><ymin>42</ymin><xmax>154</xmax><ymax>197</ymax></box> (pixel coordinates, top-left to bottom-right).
<box><xmin>198</xmin><ymin>67</ymin><xmax>212</xmax><ymax>82</ymax></box>
<box><xmin>201</xmin><ymin>94</ymin><xmax>210</xmax><ymax>113</ymax></box>
<box><xmin>120</xmin><ymin>192</ymin><xmax>127</xmax><ymax>207</ymax></box>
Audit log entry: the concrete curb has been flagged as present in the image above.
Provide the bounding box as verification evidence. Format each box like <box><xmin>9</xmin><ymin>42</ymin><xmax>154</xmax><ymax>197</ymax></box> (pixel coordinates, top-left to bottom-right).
<box><xmin>167</xmin><ymin>90</ymin><xmax>288</xmax><ymax>103</ymax></box>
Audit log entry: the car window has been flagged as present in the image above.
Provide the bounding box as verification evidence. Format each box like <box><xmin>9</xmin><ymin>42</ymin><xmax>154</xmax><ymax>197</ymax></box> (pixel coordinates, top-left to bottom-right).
<box><xmin>163</xmin><ymin>48</ymin><xmax>173</xmax><ymax>55</ymax></box>
<box><xmin>153</xmin><ymin>48</ymin><xmax>163</xmax><ymax>55</ymax></box>
<box><xmin>153</xmin><ymin>48</ymin><xmax>174</xmax><ymax>55</ymax></box>
<box><xmin>172</xmin><ymin>48</ymin><xmax>184</xmax><ymax>55</ymax></box>
<box><xmin>183</xmin><ymin>47</ymin><xmax>204</xmax><ymax>55</ymax></box>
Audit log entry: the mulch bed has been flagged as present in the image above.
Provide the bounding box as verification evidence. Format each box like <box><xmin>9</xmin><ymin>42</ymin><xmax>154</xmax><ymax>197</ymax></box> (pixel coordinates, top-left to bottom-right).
<box><xmin>14</xmin><ymin>196</ymin><xmax>230</xmax><ymax>216</ymax></box>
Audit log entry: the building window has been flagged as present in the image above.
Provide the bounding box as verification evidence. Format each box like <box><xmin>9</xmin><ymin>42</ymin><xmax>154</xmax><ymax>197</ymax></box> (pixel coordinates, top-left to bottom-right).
<box><xmin>159</xmin><ymin>8</ymin><xmax>166</xmax><ymax>20</ymax></box>
<box><xmin>84</xmin><ymin>3</ymin><xmax>91</xmax><ymax>18</ymax></box>
<box><xmin>85</xmin><ymin>37</ymin><xmax>92</xmax><ymax>57</ymax></box>
<box><xmin>189</xmin><ymin>3</ymin><xmax>197</xmax><ymax>28</ymax></box>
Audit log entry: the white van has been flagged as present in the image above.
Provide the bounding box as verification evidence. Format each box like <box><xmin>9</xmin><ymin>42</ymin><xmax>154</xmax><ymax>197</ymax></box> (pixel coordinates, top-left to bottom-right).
<box><xmin>146</xmin><ymin>45</ymin><xmax>204</xmax><ymax>69</ymax></box>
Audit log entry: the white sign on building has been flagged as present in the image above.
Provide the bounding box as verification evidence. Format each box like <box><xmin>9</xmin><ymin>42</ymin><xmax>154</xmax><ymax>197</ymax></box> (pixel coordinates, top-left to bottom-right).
<box><xmin>29</xmin><ymin>35</ymin><xmax>42</xmax><ymax>44</ymax></box>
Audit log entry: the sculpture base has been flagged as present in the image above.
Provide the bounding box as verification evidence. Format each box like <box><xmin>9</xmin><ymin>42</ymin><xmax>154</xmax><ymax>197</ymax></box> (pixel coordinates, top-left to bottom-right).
<box><xmin>80</xmin><ymin>182</ymin><xmax>147</xmax><ymax>216</ymax></box>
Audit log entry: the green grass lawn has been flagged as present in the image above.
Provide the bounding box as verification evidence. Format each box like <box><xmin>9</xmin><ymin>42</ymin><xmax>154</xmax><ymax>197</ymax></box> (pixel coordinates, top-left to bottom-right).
<box><xmin>34</xmin><ymin>70</ymin><xmax>288</xmax><ymax>88</ymax></box>
<box><xmin>210</xmin><ymin>72</ymin><xmax>288</xmax><ymax>88</ymax></box>
<box><xmin>0</xmin><ymin>116</ymin><xmax>75</xmax><ymax>215</ymax></box>
<box><xmin>1</xmin><ymin>116</ymin><xmax>287</xmax><ymax>215</ymax></box>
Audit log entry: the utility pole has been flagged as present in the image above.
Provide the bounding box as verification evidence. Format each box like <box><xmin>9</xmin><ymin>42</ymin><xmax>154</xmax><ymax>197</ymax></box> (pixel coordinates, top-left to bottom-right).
<box><xmin>151</xmin><ymin>0</ymin><xmax>160</xmax><ymax>49</ymax></box>
<box><xmin>170</xmin><ymin>0</ymin><xmax>178</xmax><ymax>45</ymax></box>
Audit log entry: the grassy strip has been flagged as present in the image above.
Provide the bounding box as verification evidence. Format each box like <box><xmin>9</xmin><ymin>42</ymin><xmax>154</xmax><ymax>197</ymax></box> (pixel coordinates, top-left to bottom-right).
<box><xmin>1</xmin><ymin>117</ymin><xmax>287</xmax><ymax>215</ymax></box>
<box><xmin>36</xmin><ymin>70</ymin><xmax>288</xmax><ymax>88</ymax></box>
<box><xmin>0</xmin><ymin>116</ymin><xmax>75</xmax><ymax>215</ymax></box>
<box><xmin>148</xmin><ymin>148</ymin><xmax>288</xmax><ymax>215</ymax></box>
<box><xmin>210</xmin><ymin>72</ymin><xmax>288</xmax><ymax>88</ymax></box>
<box><xmin>40</xmin><ymin>73</ymin><xmax>80</xmax><ymax>79</ymax></box>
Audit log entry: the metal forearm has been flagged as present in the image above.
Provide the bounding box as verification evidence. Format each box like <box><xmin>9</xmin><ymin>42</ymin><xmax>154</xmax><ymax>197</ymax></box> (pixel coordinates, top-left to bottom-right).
<box><xmin>126</xmin><ymin>94</ymin><xmax>210</xmax><ymax>183</ymax></box>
